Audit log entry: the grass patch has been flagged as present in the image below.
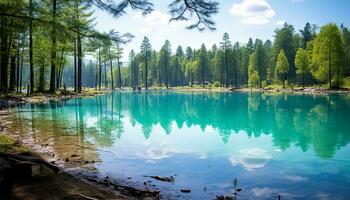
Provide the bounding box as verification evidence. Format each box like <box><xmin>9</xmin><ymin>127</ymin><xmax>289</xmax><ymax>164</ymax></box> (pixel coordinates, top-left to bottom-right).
<box><xmin>342</xmin><ymin>77</ymin><xmax>350</xmax><ymax>89</ymax></box>
<box><xmin>0</xmin><ymin>134</ymin><xmax>28</xmax><ymax>153</ymax></box>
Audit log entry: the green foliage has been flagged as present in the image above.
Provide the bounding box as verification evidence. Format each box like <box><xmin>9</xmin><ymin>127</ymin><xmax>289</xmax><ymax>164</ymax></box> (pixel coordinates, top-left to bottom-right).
<box><xmin>295</xmin><ymin>48</ymin><xmax>309</xmax><ymax>87</ymax></box>
<box><xmin>295</xmin><ymin>48</ymin><xmax>309</xmax><ymax>75</ymax></box>
<box><xmin>275</xmin><ymin>50</ymin><xmax>290</xmax><ymax>88</ymax></box>
<box><xmin>310</xmin><ymin>23</ymin><xmax>345</xmax><ymax>88</ymax></box>
<box><xmin>213</xmin><ymin>81</ymin><xmax>220</xmax><ymax>87</ymax></box>
<box><xmin>272</xmin><ymin>23</ymin><xmax>296</xmax><ymax>82</ymax></box>
<box><xmin>0</xmin><ymin>135</ymin><xmax>28</xmax><ymax>153</ymax></box>
<box><xmin>248</xmin><ymin>53</ymin><xmax>260</xmax><ymax>88</ymax></box>
<box><xmin>1</xmin><ymin>0</ymin><xmax>350</xmax><ymax>92</ymax></box>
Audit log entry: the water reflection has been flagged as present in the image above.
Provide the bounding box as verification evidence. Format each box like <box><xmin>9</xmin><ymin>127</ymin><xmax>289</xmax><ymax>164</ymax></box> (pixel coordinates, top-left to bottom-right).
<box><xmin>5</xmin><ymin>91</ymin><xmax>350</xmax><ymax>199</ymax></box>
<box><xmin>9</xmin><ymin>92</ymin><xmax>350</xmax><ymax>160</ymax></box>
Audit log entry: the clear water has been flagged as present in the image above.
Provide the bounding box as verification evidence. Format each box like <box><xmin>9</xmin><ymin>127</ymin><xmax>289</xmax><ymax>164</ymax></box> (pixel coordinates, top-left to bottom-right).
<box><xmin>7</xmin><ymin>92</ymin><xmax>350</xmax><ymax>199</ymax></box>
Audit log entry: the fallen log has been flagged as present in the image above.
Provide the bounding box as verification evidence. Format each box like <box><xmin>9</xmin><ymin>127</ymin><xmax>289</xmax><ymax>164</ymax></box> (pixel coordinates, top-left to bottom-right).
<box><xmin>0</xmin><ymin>152</ymin><xmax>60</xmax><ymax>173</ymax></box>
<box><xmin>149</xmin><ymin>175</ymin><xmax>174</xmax><ymax>182</ymax></box>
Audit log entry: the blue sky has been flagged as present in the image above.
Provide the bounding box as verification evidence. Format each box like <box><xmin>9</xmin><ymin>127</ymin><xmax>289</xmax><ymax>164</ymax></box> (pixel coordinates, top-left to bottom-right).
<box><xmin>93</xmin><ymin>0</ymin><xmax>350</xmax><ymax>61</ymax></box>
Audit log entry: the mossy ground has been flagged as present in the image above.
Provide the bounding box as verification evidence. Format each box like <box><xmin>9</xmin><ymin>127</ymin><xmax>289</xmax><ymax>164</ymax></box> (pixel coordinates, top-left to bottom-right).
<box><xmin>0</xmin><ymin>134</ymin><xmax>28</xmax><ymax>153</ymax></box>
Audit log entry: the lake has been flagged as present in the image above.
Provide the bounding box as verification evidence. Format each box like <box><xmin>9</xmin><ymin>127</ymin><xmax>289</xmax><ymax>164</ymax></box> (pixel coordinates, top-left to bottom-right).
<box><xmin>6</xmin><ymin>91</ymin><xmax>350</xmax><ymax>200</ymax></box>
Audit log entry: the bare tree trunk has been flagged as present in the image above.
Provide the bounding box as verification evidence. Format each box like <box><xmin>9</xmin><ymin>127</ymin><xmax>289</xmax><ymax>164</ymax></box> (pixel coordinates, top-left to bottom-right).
<box><xmin>225</xmin><ymin>50</ymin><xmax>229</xmax><ymax>88</ymax></box>
<box><xmin>74</xmin><ymin>37</ymin><xmax>77</xmax><ymax>92</ymax></box>
<box><xmin>38</xmin><ymin>61</ymin><xmax>45</xmax><ymax>92</ymax></box>
<box><xmin>98</xmin><ymin>48</ymin><xmax>102</xmax><ymax>90</ymax></box>
<box><xmin>95</xmin><ymin>62</ymin><xmax>98</xmax><ymax>89</ymax></box>
<box><xmin>16</xmin><ymin>36</ymin><xmax>20</xmax><ymax>93</ymax></box>
<box><xmin>328</xmin><ymin>44</ymin><xmax>332</xmax><ymax>89</ymax></box>
<box><xmin>145</xmin><ymin>54</ymin><xmax>148</xmax><ymax>90</ymax></box>
<box><xmin>0</xmin><ymin>17</ymin><xmax>9</xmax><ymax>93</ymax></box>
<box><xmin>56</xmin><ymin>48</ymin><xmax>65</xmax><ymax>89</ymax></box>
<box><xmin>77</xmin><ymin>34</ymin><xmax>82</xmax><ymax>93</ymax></box>
<box><xmin>57</xmin><ymin>49</ymin><xmax>65</xmax><ymax>89</ymax></box>
<box><xmin>19</xmin><ymin>34</ymin><xmax>24</xmax><ymax>93</ymax></box>
<box><xmin>49</xmin><ymin>0</ymin><xmax>57</xmax><ymax>92</ymax></box>
<box><xmin>9</xmin><ymin>47</ymin><xmax>16</xmax><ymax>92</ymax></box>
<box><xmin>29</xmin><ymin>0</ymin><xmax>34</xmax><ymax>93</ymax></box>
<box><xmin>117</xmin><ymin>58</ymin><xmax>121</xmax><ymax>89</ymax></box>
<box><xmin>108</xmin><ymin>47</ymin><xmax>114</xmax><ymax>89</ymax></box>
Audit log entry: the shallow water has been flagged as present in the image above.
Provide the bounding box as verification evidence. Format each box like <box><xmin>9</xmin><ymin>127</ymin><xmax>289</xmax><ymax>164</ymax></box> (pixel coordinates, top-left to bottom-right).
<box><xmin>6</xmin><ymin>92</ymin><xmax>350</xmax><ymax>199</ymax></box>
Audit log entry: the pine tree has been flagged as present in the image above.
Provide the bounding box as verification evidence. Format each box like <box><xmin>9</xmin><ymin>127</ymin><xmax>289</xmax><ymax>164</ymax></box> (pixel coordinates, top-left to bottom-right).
<box><xmin>275</xmin><ymin>50</ymin><xmax>290</xmax><ymax>88</ymax></box>
<box><xmin>295</xmin><ymin>48</ymin><xmax>309</xmax><ymax>88</ymax></box>
<box><xmin>140</xmin><ymin>36</ymin><xmax>152</xmax><ymax>89</ymax></box>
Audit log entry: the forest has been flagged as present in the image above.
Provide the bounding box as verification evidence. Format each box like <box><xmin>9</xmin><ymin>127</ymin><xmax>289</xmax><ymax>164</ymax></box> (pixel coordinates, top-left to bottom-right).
<box><xmin>1</xmin><ymin>0</ymin><xmax>350</xmax><ymax>95</ymax></box>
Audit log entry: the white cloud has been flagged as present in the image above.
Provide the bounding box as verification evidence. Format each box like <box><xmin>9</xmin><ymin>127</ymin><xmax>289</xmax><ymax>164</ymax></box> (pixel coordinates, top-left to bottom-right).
<box><xmin>230</xmin><ymin>0</ymin><xmax>276</xmax><ymax>25</ymax></box>
<box><xmin>276</xmin><ymin>20</ymin><xmax>285</xmax><ymax>26</ymax></box>
<box><xmin>133</xmin><ymin>10</ymin><xmax>170</xmax><ymax>27</ymax></box>
<box><xmin>229</xmin><ymin>148</ymin><xmax>272</xmax><ymax>171</ymax></box>
<box><xmin>132</xmin><ymin>10</ymin><xmax>186</xmax><ymax>35</ymax></box>
<box><xmin>292</xmin><ymin>0</ymin><xmax>304</xmax><ymax>3</ymax></box>
<box><xmin>284</xmin><ymin>175</ymin><xmax>308</xmax><ymax>182</ymax></box>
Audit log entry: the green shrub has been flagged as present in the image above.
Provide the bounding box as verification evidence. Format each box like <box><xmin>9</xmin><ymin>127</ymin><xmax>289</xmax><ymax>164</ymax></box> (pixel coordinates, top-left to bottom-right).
<box><xmin>213</xmin><ymin>81</ymin><xmax>220</xmax><ymax>87</ymax></box>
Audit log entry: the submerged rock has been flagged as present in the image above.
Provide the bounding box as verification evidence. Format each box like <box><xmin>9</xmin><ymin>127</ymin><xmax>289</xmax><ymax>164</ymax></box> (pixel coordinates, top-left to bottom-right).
<box><xmin>216</xmin><ymin>195</ymin><xmax>235</xmax><ymax>200</ymax></box>
<box><xmin>149</xmin><ymin>175</ymin><xmax>174</xmax><ymax>182</ymax></box>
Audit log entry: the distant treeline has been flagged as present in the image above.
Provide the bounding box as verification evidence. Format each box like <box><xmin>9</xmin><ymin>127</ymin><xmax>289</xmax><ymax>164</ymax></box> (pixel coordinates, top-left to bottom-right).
<box><xmin>1</xmin><ymin>0</ymin><xmax>349</xmax><ymax>93</ymax></box>
<box><xmin>125</xmin><ymin>23</ymin><xmax>350</xmax><ymax>89</ymax></box>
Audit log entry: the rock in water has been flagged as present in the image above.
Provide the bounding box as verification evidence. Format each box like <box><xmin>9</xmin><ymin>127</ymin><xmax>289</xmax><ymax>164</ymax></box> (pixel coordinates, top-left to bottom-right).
<box><xmin>149</xmin><ymin>175</ymin><xmax>174</xmax><ymax>182</ymax></box>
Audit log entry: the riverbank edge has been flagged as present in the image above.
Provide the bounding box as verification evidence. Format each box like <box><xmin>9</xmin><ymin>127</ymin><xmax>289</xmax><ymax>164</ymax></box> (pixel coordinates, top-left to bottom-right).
<box><xmin>0</xmin><ymin>89</ymin><xmax>111</xmax><ymax>110</ymax></box>
<box><xmin>0</xmin><ymin>90</ymin><xmax>161</xmax><ymax>200</ymax></box>
<box><xmin>0</xmin><ymin>133</ymin><xmax>127</xmax><ymax>200</ymax></box>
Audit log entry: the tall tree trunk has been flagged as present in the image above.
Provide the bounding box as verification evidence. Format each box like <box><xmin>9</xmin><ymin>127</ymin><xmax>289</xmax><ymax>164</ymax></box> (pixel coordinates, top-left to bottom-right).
<box><xmin>50</xmin><ymin>0</ymin><xmax>57</xmax><ymax>92</ymax></box>
<box><xmin>77</xmin><ymin>34</ymin><xmax>82</xmax><ymax>93</ymax></box>
<box><xmin>225</xmin><ymin>50</ymin><xmax>228</xmax><ymax>88</ymax></box>
<box><xmin>57</xmin><ymin>49</ymin><xmax>65</xmax><ymax>89</ymax></box>
<box><xmin>74</xmin><ymin>37</ymin><xmax>77</xmax><ymax>92</ymax></box>
<box><xmin>328</xmin><ymin>44</ymin><xmax>332</xmax><ymax>89</ymax></box>
<box><xmin>0</xmin><ymin>19</ymin><xmax>9</xmax><ymax>93</ymax></box>
<box><xmin>98</xmin><ymin>48</ymin><xmax>102</xmax><ymax>90</ymax></box>
<box><xmin>16</xmin><ymin>36</ymin><xmax>20</xmax><ymax>92</ymax></box>
<box><xmin>201</xmin><ymin>62</ymin><xmax>204</xmax><ymax>87</ymax></box>
<box><xmin>20</xmin><ymin>34</ymin><xmax>24</xmax><ymax>93</ymax></box>
<box><xmin>95</xmin><ymin>62</ymin><xmax>98</xmax><ymax>89</ymax></box>
<box><xmin>117</xmin><ymin>58</ymin><xmax>121</xmax><ymax>89</ymax></box>
<box><xmin>56</xmin><ymin>49</ymin><xmax>63</xmax><ymax>89</ymax></box>
<box><xmin>38</xmin><ymin>61</ymin><xmax>45</xmax><ymax>92</ymax></box>
<box><xmin>29</xmin><ymin>0</ymin><xmax>34</xmax><ymax>93</ymax></box>
<box><xmin>104</xmin><ymin>60</ymin><xmax>107</xmax><ymax>88</ymax></box>
<box><xmin>9</xmin><ymin>46</ymin><xmax>16</xmax><ymax>92</ymax></box>
<box><xmin>108</xmin><ymin>47</ymin><xmax>114</xmax><ymax>89</ymax></box>
<box><xmin>302</xmin><ymin>72</ymin><xmax>305</xmax><ymax>89</ymax></box>
<box><xmin>145</xmin><ymin>54</ymin><xmax>148</xmax><ymax>90</ymax></box>
<box><xmin>220</xmin><ymin>63</ymin><xmax>223</xmax><ymax>87</ymax></box>
<box><xmin>235</xmin><ymin>60</ymin><xmax>238</xmax><ymax>88</ymax></box>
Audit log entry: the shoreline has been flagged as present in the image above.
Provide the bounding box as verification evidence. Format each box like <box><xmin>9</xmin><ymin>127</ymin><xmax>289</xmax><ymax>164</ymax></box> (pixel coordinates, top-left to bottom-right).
<box><xmin>0</xmin><ymin>112</ymin><xmax>160</xmax><ymax>200</ymax></box>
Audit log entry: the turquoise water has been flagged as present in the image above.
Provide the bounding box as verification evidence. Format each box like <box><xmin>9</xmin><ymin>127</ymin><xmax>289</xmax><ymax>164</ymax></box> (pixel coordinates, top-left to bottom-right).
<box><xmin>8</xmin><ymin>92</ymin><xmax>350</xmax><ymax>199</ymax></box>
